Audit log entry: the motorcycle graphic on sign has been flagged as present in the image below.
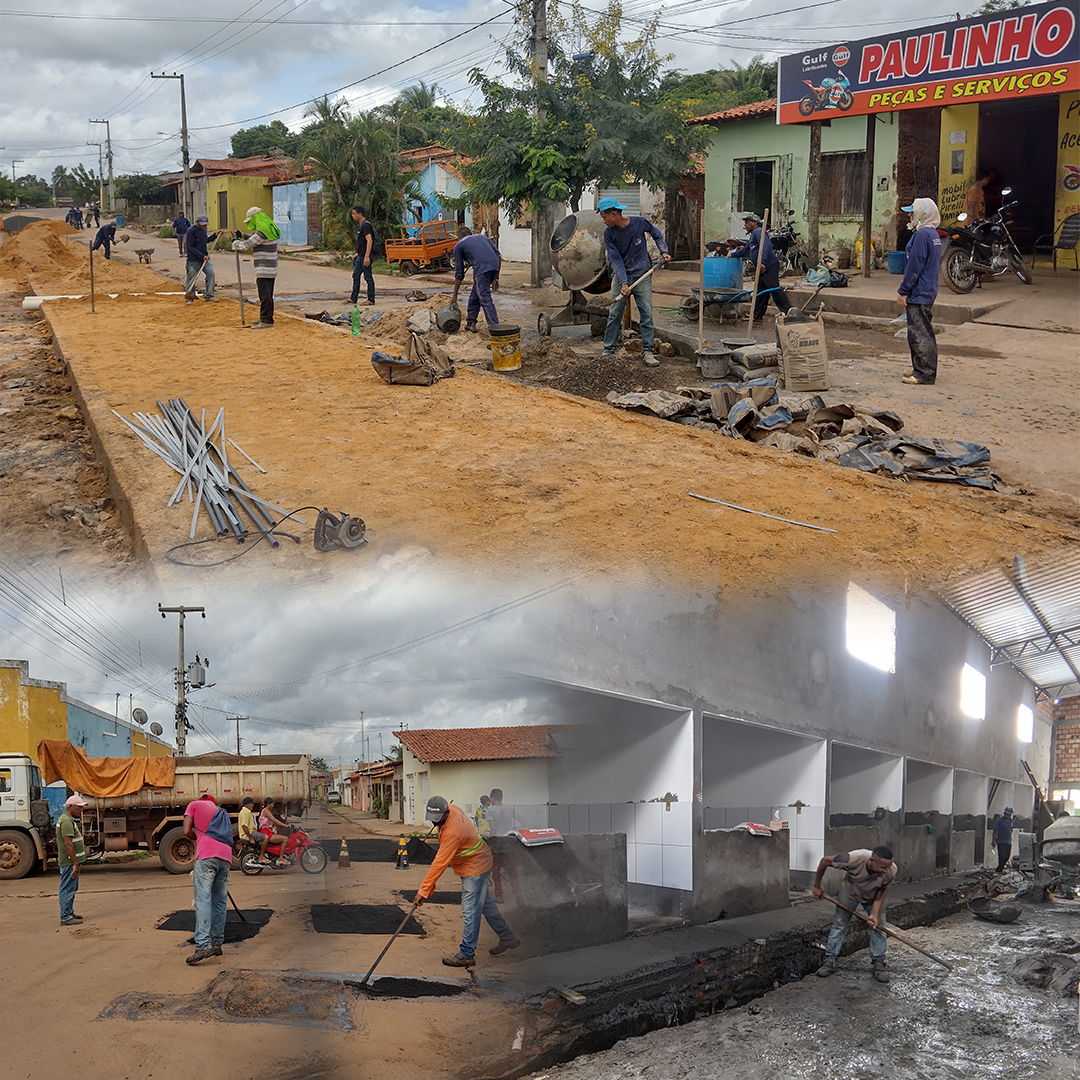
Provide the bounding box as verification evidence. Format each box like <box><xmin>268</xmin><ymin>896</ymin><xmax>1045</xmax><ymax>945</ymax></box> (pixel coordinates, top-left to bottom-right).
<box><xmin>798</xmin><ymin>71</ymin><xmax>854</xmax><ymax>115</ymax></box>
<box><xmin>1064</xmin><ymin>163</ymin><xmax>1080</xmax><ymax>191</ymax></box>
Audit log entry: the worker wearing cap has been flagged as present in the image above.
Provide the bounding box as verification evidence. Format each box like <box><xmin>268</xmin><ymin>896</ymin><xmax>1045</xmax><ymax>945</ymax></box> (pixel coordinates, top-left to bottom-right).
<box><xmin>91</xmin><ymin>221</ymin><xmax>118</xmax><ymax>260</ymax></box>
<box><xmin>183</xmin><ymin>215</ymin><xmax>222</xmax><ymax>304</ymax></box>
<box><xmin>598</xmin><ymin>197</ymin><xmax>670</xmax><ymax>366</ymax></box>
<box><xmin>897</xmin><ymin>197</ymin><xmax>942</xmax><ymax>386</ymax></box>
<box><xmin>991</xmin><ymin>805</ymin><xmax>1017</xmax><ymax>873</ymax></box>
<box><xmin>233</xmin><ymin>206</ymin><xmax>280</xmax><ymax>328</ymax></box>
<box><xmin>56</xmin><ymin>794</ymin><xmax>88</xmax><ymax>926</ymax></box>
<box><xmin>729</xmin><ymin>212</ymin><xmax>791</xmax><ymax>322</ymax></box>
<box><xmin>813</xmin><ymin>845</ymin><xmax>897</xmax><ymax>983</ymax></box>
<box><xmin>417</xmin><ymin>795</ymin><xmax>519</xmax><ymax>967</ymax></box>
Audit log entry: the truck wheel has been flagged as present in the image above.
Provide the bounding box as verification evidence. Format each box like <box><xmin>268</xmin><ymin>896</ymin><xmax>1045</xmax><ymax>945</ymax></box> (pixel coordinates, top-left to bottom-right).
<box><xmin>0</xmin><ymin>830</ymin><xmax>36</xmax><ymax>880</ymax></box>
<box><xmin>399</xmin><ymin>260</ymin><xmax>418</xmax><ymax>276</ymax></box>
<box><xmin>158</xmin><ymin>826</ymin><xmax>197</xmax><ymax>874</ymax></box>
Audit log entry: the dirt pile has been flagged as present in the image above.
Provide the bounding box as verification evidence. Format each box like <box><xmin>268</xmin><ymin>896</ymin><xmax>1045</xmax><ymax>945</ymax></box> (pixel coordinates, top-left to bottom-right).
<box><xmin>363</xmin><ymin>292</ymin><xmax>456</xmax><ymax>346</ymax></box>
<box><xmin>0</xmin><ymin>221</ymin><xmax>163</xmax><ymax>294</ymax></box>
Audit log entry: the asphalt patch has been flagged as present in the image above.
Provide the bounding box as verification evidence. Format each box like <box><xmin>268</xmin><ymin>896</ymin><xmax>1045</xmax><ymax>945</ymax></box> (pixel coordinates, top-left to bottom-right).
<box><xmin>398</xmin><ymin>889</ymin><xmax>461</xmax><ymax>905</ymax></box>
<box><xmin>317</xmin><ymin>837</ymin><xmax>398</xmax><ymax>862</ymax></box>
<box><xmin>346</xmin><ymin>976</ymin><xmax>471</xmax><ymax>999</ymax></box>
<box><xmin>157</xmin><ymin>908</ymin><xmax>272</xmax><ymax>943</ymax></box>
<box><xmin>310</xmin><ymin>903</ymin><xmax>426</xmax><ymax>935</ymax></box>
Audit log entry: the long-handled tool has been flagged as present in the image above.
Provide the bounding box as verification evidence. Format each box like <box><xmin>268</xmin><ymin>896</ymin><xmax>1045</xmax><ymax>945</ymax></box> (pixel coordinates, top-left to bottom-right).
<box><xmin>227</xmin><ymin>890</ymin><xmax>247</xmax><ymax>923</ymax></box>
<box><xmin>746</xmin><ymin>208</ymin><xmax>769</xmax><ymax>335</ymax></box>
<box><xmin>232</xmin><ymin>209</ymin><xmax>246</xmax><ymax>326</ymax></box>
<box><xmin>610</xmin><ymin>258</ymin><xmax>663</xmax><ymax>315</ymax></box>
<box><xmin>819</xmin><ymin>892</ymin><xmax>952</xmax><ymax>970</ymax></box>
<box><xmin>349</xmin><ymin>900</ymin><xmax>421</xmax><ymax>991</ymax></box>
<box><xmin>184</xmin><ymin>255</ymin><xmax>210</xmax><ymax>299</ymax></box>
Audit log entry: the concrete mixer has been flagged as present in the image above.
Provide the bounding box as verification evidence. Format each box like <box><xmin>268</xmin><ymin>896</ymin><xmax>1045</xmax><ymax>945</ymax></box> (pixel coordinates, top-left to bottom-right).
<box><xmin>537</xmin><ymin>212</ymin><xmax>614</xmax><ymax>338</ymax></box>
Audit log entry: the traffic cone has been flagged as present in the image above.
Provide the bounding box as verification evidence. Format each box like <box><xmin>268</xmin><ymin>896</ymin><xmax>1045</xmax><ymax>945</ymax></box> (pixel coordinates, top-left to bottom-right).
<box><xmin>395</xmin><ymin>836</ymin><xmax>410</xmax><ymax>870</ymax></box>
<box><xmin>338</xmin><ymin>838</ymin><xmax>350</xmax><ymax>868</ymax></box>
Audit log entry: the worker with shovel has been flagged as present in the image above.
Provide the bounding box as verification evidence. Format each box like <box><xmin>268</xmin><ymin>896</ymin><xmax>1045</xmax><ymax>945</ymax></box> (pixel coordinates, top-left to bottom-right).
<box><xmin>417</xmin><ymin>795</ymin><xmax>520</xmax><ymax>968</ymax></box>
<box><xmin>598</xmin><ymin>197</ymin><xmax>670</xmax><ymax>367</ymax></box>
<box><xmin>183</xmin><ymin>215</ymin><xmax>222</xmax><ymax>304</ymax></box>
<box><xmin>813</xmin><ymin>845</ymin><xmax>897</xmax><ymax>983</ymax></box>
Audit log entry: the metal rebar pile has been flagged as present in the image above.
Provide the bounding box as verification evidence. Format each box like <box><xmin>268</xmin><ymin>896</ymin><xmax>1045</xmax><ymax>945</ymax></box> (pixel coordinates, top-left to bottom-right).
<box><xmin>113</xmin><ymin>398</ymin><xmax>305</xmax><ymax>546</ymax></box>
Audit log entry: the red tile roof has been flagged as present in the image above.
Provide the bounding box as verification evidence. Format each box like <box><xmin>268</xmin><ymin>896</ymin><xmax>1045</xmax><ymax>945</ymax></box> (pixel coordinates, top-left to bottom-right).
<box><xmin>392</xmin><ymin>725</ymin><xmax>578</xmax><ymax>763</ymax></box>
<box><xmin>191</xmin><ymin>156</ymin><xmax>294</xmax><ymax>182</ymax></box>
<box><xmin>690</xmin><ymin>98</ymin><xmax>777</xmax><ymax>125</ymax></box>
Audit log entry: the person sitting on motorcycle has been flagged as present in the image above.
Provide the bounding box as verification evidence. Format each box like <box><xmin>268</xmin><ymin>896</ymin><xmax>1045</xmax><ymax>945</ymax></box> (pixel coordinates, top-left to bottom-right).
<box><xmin>964</xmin><ymin>174</ymin><xmax>991</xmax><ymax>223</ymax></box>
<box><xmin>237</xmin><ymin>796</ymin><xmax>259</xmax><ymax>851</ymax></box>
<box><xmin>257</xmin><ymin>797</ymin><xmax>290</xmax><ymax>866</ymax></box>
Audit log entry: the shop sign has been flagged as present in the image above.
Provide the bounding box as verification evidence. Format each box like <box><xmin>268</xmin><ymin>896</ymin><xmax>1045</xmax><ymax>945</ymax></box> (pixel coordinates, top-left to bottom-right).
<box><xmin>777</xmin><ymin>1</ymin><xmax>1079</xmax><ymax>124</ymax></box>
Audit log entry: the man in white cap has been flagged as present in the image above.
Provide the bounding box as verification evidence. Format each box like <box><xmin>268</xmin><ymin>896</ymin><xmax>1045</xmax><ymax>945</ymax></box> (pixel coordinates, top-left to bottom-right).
<box><xmin>233</xmin><ymin>206</ymin><xmax>280</xmax><ymax>328</ymax></box>
<box><xmin>416</xmin><ymin>795</ymin><xmax>519</xmax><ymax>967</ymax></box>
<box><xmin>56</xmin><ymin>794</ymin><xmax>87</xmax><ymax>926</ymax></box>
<box><xmin>896</xmin><ymin>197</ymin><xmax>942</xmax><ymax>386</ymax></box>
<box><xmin>597</xmin><ymin>197</ymin><xmax>670</xmax><ymax>366</ymax></box>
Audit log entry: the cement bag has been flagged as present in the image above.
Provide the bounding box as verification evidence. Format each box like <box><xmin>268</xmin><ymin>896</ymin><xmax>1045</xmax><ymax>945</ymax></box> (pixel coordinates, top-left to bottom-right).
<box><xmin>776</xmin><ymin>311</ymin><xmax>830</xmax><ymax>392</ymax></box>
<box><xmin>370</xmin><ymin>333</ymin><xmax>454</xmax><ymax>386</ymax></box>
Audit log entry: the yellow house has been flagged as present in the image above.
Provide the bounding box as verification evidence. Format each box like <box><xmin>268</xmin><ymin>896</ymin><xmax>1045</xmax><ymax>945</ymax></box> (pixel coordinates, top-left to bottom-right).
<box><xmin>0</xmin><ymin>659</ymin><xmax>172</xmax><ymax>760</ymax></box>
<box><xmin>190</xmin><ymin>156</ymin><xmax>293</xmax><ymax>232</ymax></box>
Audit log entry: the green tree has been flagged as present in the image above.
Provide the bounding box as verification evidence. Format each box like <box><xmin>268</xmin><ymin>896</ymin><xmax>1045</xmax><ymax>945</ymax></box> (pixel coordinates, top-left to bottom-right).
<box><xmin>12</xmin><ymin>174</ymin><xmax>52</xmax><ymax>206</ymax></box>
<box><xmin>300</xmin><ymin>96</ymin><xmax>420</xmax><ymax>249</ymax></box>
<box><xmin>447</xmin><ymin>1</ymin><xmax>709</xmax><ymax>219</ymax></box>
<box><xmin>51</xmin><ymin>165</ymin><xmax>71</xmax><ymax>199</ymax></box>
<box><xmin>68</xmin><ymin>164</ymin><xmax>101</xmax><ymax>205</ymax></box>
<box><xmin>230</xmin><ymin>120</ymin><xmax>301</xmax><ymax>159</ymax></box>
<box><xmin>116</xmin><ymin>173</ymin><xmax>168</xmax><ymax>206</ymax></box>
<box><xmin>310</xmin><ymin>756</ymin><xmax>329</xmax><ymax>771</ymax></box>
<box><xmin>659</xmin><ymin>56</ymin><xmax>776</xmax><ymax>118</ymax></box>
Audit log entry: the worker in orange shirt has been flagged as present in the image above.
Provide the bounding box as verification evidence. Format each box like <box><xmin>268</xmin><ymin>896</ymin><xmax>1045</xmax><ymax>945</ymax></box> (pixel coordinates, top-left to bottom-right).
<box><xmin>416</xmin><ymin>795</ymin><xmax>520</xmax><ymax>967</ymax></box>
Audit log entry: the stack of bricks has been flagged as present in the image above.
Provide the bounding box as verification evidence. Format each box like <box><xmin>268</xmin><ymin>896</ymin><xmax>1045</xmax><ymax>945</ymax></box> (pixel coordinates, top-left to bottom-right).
<box><xmin>1047</xmin><ymin>695</ymin><xmax>1080</xmax><ymax>786</ymax></box>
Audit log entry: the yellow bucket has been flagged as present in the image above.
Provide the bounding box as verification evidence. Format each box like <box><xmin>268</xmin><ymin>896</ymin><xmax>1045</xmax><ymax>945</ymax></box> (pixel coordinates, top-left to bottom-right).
<box><xmin>489</xmin><ymin>324</ymin><xmax>521</xmax><ymax>371</ymax></box>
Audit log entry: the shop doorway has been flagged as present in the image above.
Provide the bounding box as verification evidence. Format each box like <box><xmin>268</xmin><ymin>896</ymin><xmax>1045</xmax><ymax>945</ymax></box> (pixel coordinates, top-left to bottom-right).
<box><xmin>979</xmin><ymin>96</ymin><xmax>1059</xmax><ymax>251</ymax></box>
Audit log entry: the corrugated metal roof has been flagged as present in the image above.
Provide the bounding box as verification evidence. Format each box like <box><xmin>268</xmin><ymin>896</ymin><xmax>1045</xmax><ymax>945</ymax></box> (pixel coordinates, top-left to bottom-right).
<box><xmin>937</xmin><ymin>552</ymin><xmax>1080</xmax><ymax>698</ymax></box>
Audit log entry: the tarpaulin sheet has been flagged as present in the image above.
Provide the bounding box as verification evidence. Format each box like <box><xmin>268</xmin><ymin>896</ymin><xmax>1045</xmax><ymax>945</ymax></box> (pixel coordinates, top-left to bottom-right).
<box><xmin>37</xmin><ymin>739</ymin><xmax>176</xmax><ymax>797</ymax></box>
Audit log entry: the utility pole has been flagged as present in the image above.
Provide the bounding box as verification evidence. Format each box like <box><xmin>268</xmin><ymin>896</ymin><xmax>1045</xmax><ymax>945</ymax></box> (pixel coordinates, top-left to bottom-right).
<box><xmin>88</xmin><ymin>119</ymin><xmax>114</xmax><ymax>209</ymax></box>
<box><xmin>253</xmin><ymin>742</ymin><xmax>266</xmax><ymax>755</ymax></box>
<box><xmin>806</xmin><ymin>121</ymin><xmax>821</xmax><ymax>267</ymax></box>
<box><xmin>862</xmin><ymin>114</ymin><xmax>876</xmax><ymax>279</ymax></box>
<box><xmin>151</xmin><ymin>73</ymin><xmax>190</xmax><ymax>219</ymax></box>
<box><xmin>359</xmin><ymin>710</ymin><xmax>365</xmax><ymax>765</ymax></box>
<box><xmin>529</xmin><ymin>0</ymin><xmax>553</xmax><ymax>287</ymax></box>
<box><xmin>230</xmin><ymin>716</ymin><xmax>247</xmax><ymax>755</ymax></box>
<box><xmin>87</xmin><ymin>142</ymin><xmax>104</xmax><ymax>208</ymax></box>
<box><xmin>158</xmin><ymin>604</ymin><xmax>204</xmax><ymax>757</ymax></box>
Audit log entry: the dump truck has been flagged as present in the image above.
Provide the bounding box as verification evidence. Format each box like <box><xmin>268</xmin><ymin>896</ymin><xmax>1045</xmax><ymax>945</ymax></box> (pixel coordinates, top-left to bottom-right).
<box><xmin>0</xmin><ymin>745</ymin><xmax>310</xmax><ymax>880</ymax></box>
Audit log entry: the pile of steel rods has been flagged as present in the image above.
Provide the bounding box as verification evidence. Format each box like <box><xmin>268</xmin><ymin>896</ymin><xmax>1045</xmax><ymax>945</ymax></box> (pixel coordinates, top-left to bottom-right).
<box><xmin>113</xmin><ymin>398</ymin><xmax>305</xmax><ymax>546</ymax></box>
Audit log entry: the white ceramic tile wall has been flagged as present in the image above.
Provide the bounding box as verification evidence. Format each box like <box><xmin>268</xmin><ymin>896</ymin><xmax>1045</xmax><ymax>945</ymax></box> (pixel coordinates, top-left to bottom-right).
<box><xmin>611</xmin><ymin>803</ymin><xmax>635</xmax><ymax>842</ymax></box>
<box><xmin>635</xmin><ymin>803</ymin><xmax>664</xmax><ymax>845</ymax></box>
<box><xmin>635</xmin><ymin>842</ymin><xmax>664</xmax><ymax>887</ymax></box>
<box><xmin>569</xmin><ymin>804</ymin><xmax>590</xmax><ymax>834</ymax></box>
<box><xmin>662</xmin><ymin>843</ymin><xmax>693</xmax><ymax>891</ymax></box>
<box><xmin>661</xmin><ymin>800</ymin><xmax>692</xmax><ymax>846</ymax></box>
<box><xmin>589</xmin><ymin>803</ymin><xmax>612</xmax><ymax>834</ymax></box>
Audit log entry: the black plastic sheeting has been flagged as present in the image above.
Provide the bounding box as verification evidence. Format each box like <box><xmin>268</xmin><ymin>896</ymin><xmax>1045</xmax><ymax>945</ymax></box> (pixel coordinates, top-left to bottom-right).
<box><xmin>317</xmin><ymin>837</ymin><xmax>398</xmax><ymax>861</ymax></box>
<box><xmin>398</xmin><ymin>889</ymin><xmax>461</xmax><ymax>905</ymax></box>
<box><xmin>836</xmin><ymin>435</ymin><xmax>1011</xmax><ymax>490</ymax></box>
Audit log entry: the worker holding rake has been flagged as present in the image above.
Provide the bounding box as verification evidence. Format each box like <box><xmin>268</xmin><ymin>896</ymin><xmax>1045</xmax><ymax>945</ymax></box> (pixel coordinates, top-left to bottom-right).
<box><xmin>417</xmin><ymin>795</ymin><xmax>520</xmax><ymax>968</ymax></box>
<box><xmin>813</xmin><ymin>845</ymin><xmax>897</xmax><ymax>983</ymax></box>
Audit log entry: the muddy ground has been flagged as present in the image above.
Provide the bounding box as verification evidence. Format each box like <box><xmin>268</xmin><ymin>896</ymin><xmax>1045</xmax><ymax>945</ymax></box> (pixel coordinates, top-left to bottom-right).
<box><xmin>519</xmin><ymin>904</ymin><xmax>1080</xmax><ymax>1080</ymax></box>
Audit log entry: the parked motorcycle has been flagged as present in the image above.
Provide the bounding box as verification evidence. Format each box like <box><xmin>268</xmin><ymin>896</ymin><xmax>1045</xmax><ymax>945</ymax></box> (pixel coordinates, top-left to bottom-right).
<box><xmin>798</xmin><ymin>72</ymin><xmax>853</xmax><ymax>116</ymax></box>
<box><xmin>940</xmin><ymin>187</ymin><xmax>1033</xmax><ymax>294</ymax></box>
<box><xmin>771</xmin><ymin>210</ymin><xmax>808</xmax><ymax>276</ymax></box>
<box><xmin>238</xmin><ymin>822</ymin><xmax>328</xmax><ymax>875</ymax></box>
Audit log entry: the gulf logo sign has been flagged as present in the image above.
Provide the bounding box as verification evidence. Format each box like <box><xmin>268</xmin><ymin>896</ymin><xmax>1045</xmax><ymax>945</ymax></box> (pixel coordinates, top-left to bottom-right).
<box><xmin>833</xmin><ymin>46</ymin><xmax>851</xmax><ymax>66</ymax></box>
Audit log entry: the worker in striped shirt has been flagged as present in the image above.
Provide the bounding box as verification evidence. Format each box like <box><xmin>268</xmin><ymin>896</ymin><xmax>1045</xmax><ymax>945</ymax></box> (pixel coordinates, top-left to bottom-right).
<box><xmin>233</xmin><ymin>206</ymin><xmax>280</xmax><ymax>328</ymax></box>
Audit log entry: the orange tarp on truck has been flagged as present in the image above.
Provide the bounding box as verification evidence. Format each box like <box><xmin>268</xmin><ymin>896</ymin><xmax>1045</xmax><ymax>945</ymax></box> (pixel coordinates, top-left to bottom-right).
<box><xmin>37</xmin><ymin>739</ymin><xmax>177</xmax><ymax>797</ymax></box>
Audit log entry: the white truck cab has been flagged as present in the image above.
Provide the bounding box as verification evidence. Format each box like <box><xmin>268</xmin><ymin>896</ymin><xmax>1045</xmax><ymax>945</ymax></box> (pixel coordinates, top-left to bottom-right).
<box><xmin>0</xmin><ymin>753</ymin><xmax>49</xmax><ymax>878</ymax></box>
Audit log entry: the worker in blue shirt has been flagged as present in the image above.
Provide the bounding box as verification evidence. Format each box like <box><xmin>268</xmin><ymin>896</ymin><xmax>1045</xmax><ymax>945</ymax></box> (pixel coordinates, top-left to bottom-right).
<box><xmin>91</xmin><ymin>221</ymin><xmax>117</xmax><ymax>260</ymax></box>
<box><xmin>451</xmin><ymin>227</ymin><xmax>502</xmax><ymax>332</ymax></box>
<box><xmin>599</xmin><ymin>197</ymin><xmax>670</xmax><ymax>366</ymax></box>
<box><xmin>991</xmin><ymin>805</ymin><xmax>1017</xmax><ymax>872</ymax></box>
<box><xmin>897</xmin><ymin>197</ymin><xmax>942</xmax><ymax>386</ymax></box>
<box><xmin>729</xmin><ymin>212</ymin><xmax>791</xmax><ymax>322</ymax></box>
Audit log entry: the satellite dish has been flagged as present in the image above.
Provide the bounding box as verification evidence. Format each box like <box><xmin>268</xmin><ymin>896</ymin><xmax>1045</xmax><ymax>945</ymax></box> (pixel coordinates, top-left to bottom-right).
<box><xmin>132</xmin><ymin>708</ymin><xmax>148</xmax><ymax>726</ymax></box>
<box><xmin>150</xmin><ymin>722</ymin><xmax>164</xmax><ymax>736</ymax></box>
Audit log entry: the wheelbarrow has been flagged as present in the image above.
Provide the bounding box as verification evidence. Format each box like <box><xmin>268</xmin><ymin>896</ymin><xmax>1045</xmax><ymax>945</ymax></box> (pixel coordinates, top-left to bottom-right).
<box><xmin>680</xmin><ymin>285</ymin><xmax>786</xmax><ymax>323</ymax></box>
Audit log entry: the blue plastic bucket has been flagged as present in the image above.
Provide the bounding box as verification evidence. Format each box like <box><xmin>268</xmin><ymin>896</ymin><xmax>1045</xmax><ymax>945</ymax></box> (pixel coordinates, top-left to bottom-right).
<box><xmin>114</xmin><ymin>214</ymin><xmax>126</xmax><ymax>227</ymax></box>
<box><xmin>887</xmin><ymin>250</ymin><xmax>906</xmax><ymax>274</ymax></box>
<box><xmin>703</xmin><ymin>256</ymin><xmax>742</xmax><ymax>290</ymax></box>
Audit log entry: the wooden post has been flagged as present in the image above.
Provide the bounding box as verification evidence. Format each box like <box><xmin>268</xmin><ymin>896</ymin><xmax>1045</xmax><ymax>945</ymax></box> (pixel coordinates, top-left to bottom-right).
<box><xmin>746</xmin><ymin>207</ymin><xmax>769</xmax><ymax>335</ymax></box>
<box><xmin>807</xmin><ymin>121</ymin><xmax>822</xmax><ymax>267</ymax></box>
<box><xmin>697</xmin><ymin>202</ymin><xmax>705</xmax><ymax>350</ymax></box>
<box><xmin>862</xmin><ymin>113</ymin><xmax>876</xmax><ymax>278</ymax></box>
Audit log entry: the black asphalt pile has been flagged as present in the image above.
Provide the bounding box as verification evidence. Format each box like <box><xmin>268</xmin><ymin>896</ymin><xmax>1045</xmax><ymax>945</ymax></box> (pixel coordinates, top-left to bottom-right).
<box><xmin>346</xmin><ymin>976</ymin><xmax>471</xmax><ymax>999</ymax></box>
<box><xmin>607</xmin><ymin>378</ymin><xmax>1013</xmax><ymax>491</ymax></box>
<box><xmin>310</xmin><ymin>903</ymin><xmax>427</xmax><ymax>935</ymax></box>
<box><xmin>316</xmin><ymin>837</ymin><xmax>398</xmax><ymax>861</ymax></box>
<box><xmin>156</xmin><ymin>908</ymin><xmax>272</xmax><ymax>943</ymax></box>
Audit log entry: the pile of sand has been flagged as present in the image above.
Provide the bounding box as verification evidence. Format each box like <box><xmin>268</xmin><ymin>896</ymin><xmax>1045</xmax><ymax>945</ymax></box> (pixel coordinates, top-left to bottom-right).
<box><xmin>0</xmin><ymin>220</ymin><xmax>163</xmax><ymax>294</ymax></box>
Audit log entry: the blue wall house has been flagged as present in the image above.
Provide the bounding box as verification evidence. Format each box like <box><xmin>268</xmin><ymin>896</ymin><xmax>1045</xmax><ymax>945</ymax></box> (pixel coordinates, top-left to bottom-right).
<box><xmin>271</xmin><ymin>178</ymin><xmax>324</xmax><ymax>246</ymax></box>
<box><xmin>398</xmin><ymin>146</ymin><xmax>470</xmax><ymax>226</ymax></box>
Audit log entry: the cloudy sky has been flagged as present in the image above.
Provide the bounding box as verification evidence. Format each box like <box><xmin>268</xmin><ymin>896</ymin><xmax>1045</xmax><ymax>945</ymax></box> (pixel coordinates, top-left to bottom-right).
<box><xmin>0</xmin><ymin>0</ymin><xmax>962</xmax><ymax>183</ymax></box>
